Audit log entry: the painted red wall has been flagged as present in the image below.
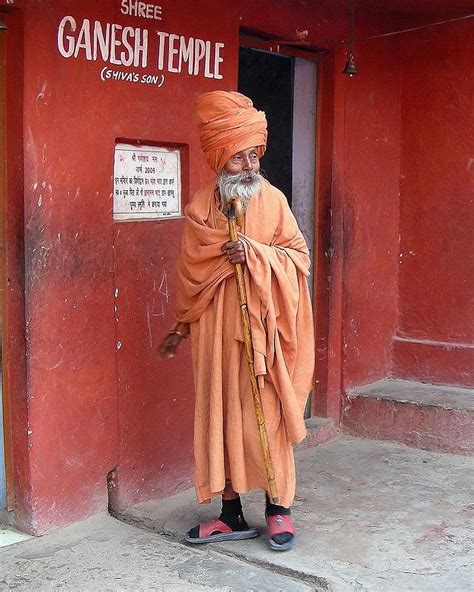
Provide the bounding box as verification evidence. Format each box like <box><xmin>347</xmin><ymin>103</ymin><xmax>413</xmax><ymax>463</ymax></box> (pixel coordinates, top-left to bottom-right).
<box><xmin>337</xmin><ymin>37</ymin><xmax>401</xmax><ymax>392</ymax></box>
<box><xmin>326</xmin><ymin>35</ymin><xmax>401</xmax><ymax>418</ymax></box>
<box><xmin>13</xmin><ymin>0</ymin><xmax>240</xmax><ymax>532</ymax></box>
<box><xmin>21</xmin><ymin>1</ymin><xmax>121</xmax><ymax>532</ymax></box>
<box><xmin>394</xmin><ymin>19</ymin><xmax>474</xmax><ymax>387</ymax></box>
<box><xmin>5</xmin><ymin>0</ymin><xmax>409</xmax><ymax>534</ymax></box>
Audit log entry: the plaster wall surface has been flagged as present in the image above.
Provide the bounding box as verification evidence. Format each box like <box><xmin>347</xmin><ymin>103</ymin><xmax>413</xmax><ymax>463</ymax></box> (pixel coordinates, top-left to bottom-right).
<box><xmin>395</xmin><ymin>19</ymin><xmax>474</xmax><ymax>387</ymax></box>
<box><xmin>17</xmin><ymin>0</ymin><xmax>244</xmax><ymax>530</ymax></box>
<box><xmin>338</xmin><ymin>37</ymin><xmax>401</xmax><ymax>390</ymax></box>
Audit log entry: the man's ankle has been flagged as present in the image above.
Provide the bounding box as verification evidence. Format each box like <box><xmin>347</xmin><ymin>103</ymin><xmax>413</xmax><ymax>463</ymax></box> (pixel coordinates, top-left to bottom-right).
<box><xmin>265</xmin><ymin>493</ymin><xmax>291</xmax><ymax>516</ymax></box>
<box><xmin>219</xmin><ymin>496</ymin><xmax>249</xmax><ymax>531</ymax></box>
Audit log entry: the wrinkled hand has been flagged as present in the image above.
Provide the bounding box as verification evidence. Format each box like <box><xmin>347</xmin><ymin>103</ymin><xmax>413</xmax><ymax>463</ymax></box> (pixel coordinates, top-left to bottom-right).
<box><xmin>222</xmin><ymin>240</ymin><xmax>246</xmax><ymax>265</ymax></box>
<box><xmin>158</xmin><ymin>323</ymin><xmax>189</xmax><ymax>358</ymax></box>
<box><xmin>158</xmin><ymin>333</ymin><xmax>181</xmax><ymax>358</ymax></box>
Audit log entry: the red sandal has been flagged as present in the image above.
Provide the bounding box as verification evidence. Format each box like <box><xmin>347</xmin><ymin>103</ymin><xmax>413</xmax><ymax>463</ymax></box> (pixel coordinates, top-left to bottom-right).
<box><xmin>266</xmin><ymin>514</ymin><xmax>296</xmax><ymax>551</ymax></box>
<box><xmin>185</xmin><ymin>518</ymin><xmax>259</xmax><ymax>544</ymax></box>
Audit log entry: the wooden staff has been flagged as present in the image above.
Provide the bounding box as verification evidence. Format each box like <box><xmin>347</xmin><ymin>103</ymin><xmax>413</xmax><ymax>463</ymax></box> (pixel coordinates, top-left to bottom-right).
<box><xmin>227</xmin><ymin>198</ymin><xmax>280</xmax><ymax>504</ymax></box>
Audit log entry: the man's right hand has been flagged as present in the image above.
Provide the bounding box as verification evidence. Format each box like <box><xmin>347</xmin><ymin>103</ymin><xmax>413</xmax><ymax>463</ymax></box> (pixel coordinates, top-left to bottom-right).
<box><xmin>158</xmin><ymin>322</ymin><xmax>190</xmax><ymax>358</ymax></box>
<box><xmin>221</xmin><ymin>240</ymin><xmax>246</xmax><ymax>265</ymax></box>
<box><xmin>158</xmin><ymin>333</ymin><xmax>181</xmax><ymax>358</ymax></box>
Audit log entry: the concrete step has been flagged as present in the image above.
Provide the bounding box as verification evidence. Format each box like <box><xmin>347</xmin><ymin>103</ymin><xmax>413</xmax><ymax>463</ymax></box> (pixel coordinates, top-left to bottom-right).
<box><xmin>342</xmin><ymin>378</ymin><xmax>474</xmax><ymax>454</ymax></box>
<box><xmin>296</xmin><ymin>416</ymin><xmax>338</xmax><ymax>453</ymax></box>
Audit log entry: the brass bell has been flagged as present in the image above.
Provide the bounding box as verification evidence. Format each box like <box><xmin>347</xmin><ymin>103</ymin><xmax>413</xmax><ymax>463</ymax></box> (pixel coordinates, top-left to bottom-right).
<box><xmin>343</xmin><ymin>53</ymin><xmax>358</xmax><ymax>76</ymax></box>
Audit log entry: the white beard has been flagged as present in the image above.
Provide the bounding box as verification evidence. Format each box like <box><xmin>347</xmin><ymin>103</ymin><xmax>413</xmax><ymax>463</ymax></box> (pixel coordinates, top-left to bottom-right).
<box><xmin>217</xmin><ymin>170</ymin><xmax>262</xmax><ymax>215</ymax></box>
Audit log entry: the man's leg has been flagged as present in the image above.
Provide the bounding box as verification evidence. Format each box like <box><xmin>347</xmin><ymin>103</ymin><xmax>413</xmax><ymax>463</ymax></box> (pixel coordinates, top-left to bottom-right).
<box><xmin>219</xmin><ymin>481</ymin><xmax>249</xmax><ymax>530</ymax></box>
<box><xmin>185</xmin><ymin>481</ymin><xmax>259</xmax><ymax>544</ymax></box>
<box><xmin>222</xmin><ymin>481</ymin><xmax>239</xmax><ymax>500</ymax></box>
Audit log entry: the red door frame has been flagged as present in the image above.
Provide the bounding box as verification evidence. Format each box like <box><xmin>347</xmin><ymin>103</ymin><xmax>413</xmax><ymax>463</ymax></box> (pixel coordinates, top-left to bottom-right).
<box><xmin>1</xmin><ymin>4</ymin><xmax>29</xmax><ymax>521</ymax></box>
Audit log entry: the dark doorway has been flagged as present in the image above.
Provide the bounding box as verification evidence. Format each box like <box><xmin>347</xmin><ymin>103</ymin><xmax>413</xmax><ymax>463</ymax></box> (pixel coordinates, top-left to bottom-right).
<box><xmin>238</xmin><ymin>44</ymin><xmax>318</xmax><ymax>418</ymax></box>
<box><xmin>238</xmin><ymin>47</ymin><xmax>294</xmax><ymax>205</ymax></box>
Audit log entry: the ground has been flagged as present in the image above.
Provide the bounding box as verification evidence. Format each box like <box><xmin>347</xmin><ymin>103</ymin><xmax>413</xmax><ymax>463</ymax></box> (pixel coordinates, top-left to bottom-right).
<box><xmin>0</xmin><ymin>436</ymin><xmax>472</xmax><ymax>591</ymax></box>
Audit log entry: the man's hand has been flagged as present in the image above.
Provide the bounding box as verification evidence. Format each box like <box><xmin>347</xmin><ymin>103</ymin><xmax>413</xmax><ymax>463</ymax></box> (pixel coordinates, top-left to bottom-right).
<box><xmin>158</xmin><ymin>323</ymin><xmax>189</xmax><ymax>358</ymax></box>
<box><xmin>221</xmin><ymin>240</ymin><xmax>246</xmax><ymax>265</ymax></box>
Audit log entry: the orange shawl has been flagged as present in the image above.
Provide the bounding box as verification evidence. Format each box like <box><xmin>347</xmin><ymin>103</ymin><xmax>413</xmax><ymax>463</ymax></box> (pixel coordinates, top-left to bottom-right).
<box><xmin>176</xmin><ymin>179</ymin><xmax>314</xmax><ymax>445</ymax></box>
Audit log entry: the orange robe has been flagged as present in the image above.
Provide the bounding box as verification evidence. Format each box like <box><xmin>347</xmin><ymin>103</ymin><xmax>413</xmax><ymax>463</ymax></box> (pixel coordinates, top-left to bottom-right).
<box><xmin>175</xmin><ymin>179</ymin><xmax>315</xmax><ymax>507</ymax></box>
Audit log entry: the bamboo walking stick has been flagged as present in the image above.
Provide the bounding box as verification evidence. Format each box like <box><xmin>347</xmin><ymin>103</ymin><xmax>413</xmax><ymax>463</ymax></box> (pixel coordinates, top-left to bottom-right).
<box><xmin>227</xmin><ymin>198</ymin><xmax>280</xmax><ymax>504</ymax></box>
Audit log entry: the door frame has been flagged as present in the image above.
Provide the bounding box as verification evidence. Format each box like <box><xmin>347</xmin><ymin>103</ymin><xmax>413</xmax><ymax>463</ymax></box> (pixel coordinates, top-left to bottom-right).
<box><xmin>0</xmin><ymin>27</ymin><xmax>8</xmax><ymax>512</ymax></box>
<box><xmin>0</xmin><ymin>6</ymin><xmax>28</xmax><ymax>520</ymax></box>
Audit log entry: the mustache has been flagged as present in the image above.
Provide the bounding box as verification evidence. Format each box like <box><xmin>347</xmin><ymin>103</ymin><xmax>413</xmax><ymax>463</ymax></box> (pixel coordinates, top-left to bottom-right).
<box><xmin>217</xmin><ymin>170</ymin><xmax>262</xmax><ymax>215</ymax></box>
<box><xmin>222</xmin><ymin>170</ymin><xmax>260</xmax><ymax>184</ymax></box>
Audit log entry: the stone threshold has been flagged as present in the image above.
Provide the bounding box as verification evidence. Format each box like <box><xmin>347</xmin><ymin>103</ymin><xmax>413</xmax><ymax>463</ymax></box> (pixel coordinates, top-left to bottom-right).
<box><xmin>347</xmin><ymin>378</ymin><xmax>474</xmax><ymax>411</ymax></box>
<box><xmin>343</xmin><ymin>378</ymin><xmax>474</xmax><ymax>454</ymax></box>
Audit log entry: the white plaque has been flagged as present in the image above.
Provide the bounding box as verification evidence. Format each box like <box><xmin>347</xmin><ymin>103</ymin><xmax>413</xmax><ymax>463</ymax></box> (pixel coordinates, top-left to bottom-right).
<box><xmin>113</xmin><ymin>143</ymin><xmax>182</xmax><ymax>221</ymax></box>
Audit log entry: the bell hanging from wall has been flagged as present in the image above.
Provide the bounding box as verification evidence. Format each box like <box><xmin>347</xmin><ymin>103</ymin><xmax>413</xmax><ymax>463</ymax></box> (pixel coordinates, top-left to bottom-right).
<box><xmin>343</xmin><ymin>52</ymin><xmax>358</xmax><ymax>76</ymax></box>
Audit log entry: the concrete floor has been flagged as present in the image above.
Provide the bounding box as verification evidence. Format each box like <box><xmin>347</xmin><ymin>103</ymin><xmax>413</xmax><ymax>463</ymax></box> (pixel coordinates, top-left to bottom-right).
<box><xmin>118</xmin><ymin>436</ymin><xmax>474</xmax><ymax>591</ymax></box>
<box><xmin>0</xmin><ymin>436</ymin><xmax>472</xmax><ymax>591</ymax></box>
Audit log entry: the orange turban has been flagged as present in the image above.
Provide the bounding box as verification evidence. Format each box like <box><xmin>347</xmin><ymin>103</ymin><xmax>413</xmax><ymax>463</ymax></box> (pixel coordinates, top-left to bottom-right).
<box><xmin>193</xmin><ymin>91</ymin><xmax>267</xmax><ymax>172</ymax></box>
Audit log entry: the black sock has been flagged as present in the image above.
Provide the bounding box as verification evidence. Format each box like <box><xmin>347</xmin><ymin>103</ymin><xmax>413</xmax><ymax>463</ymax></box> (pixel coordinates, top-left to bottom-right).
<box><xmin>265</xmin><ymin>494</ymin><xmax>293</xmax><ymax>545</ymax></box>
<box><xmin>187</xmin><ymin>496</ymin><xmax>249</xmax><ymax>538</ymax></box>
<box><xmin>219</xmin><ymin>496</ymin><xmax>249</xmax><ymax>531</ymax></box>
<box><xmin>265</xmin><ymin>494</ymin><xmax>291</xmax><ymax>517</ymax></box>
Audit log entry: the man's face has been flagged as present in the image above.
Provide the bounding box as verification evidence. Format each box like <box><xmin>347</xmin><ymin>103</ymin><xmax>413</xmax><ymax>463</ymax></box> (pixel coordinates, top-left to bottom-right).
<box><xmin>217</xmin><ymin>146</ymin><xmax>262</xmax><ymax>213</ymax></box>
<box><xmin>223</xmin><ymin>146</ymin><xmax>260</xmax><ymax>177</ymax></box>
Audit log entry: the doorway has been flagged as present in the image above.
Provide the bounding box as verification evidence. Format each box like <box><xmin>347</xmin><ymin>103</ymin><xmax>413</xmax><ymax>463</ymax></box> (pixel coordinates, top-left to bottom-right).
<box><xmin>238</xmin><ymin>44</ymin><xmax>317</xmax><ymax>416</ymax></box>
<box><xmin>238</xmin><ymin>46</ymin><xmax>316</xmax><ymax>268</ymax></box>
<box><xmin>239</xmin><ymin>47</ymin><xmax>294</xmax><ymax>203</ymax></box>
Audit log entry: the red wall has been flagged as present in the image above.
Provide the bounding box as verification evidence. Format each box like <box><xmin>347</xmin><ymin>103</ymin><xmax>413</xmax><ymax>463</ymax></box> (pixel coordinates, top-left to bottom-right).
<box><xmin>394</xmin><ymin>19</ymin><xmax>474</xmax><ymax>387</ymax></box>
<box><xmin>337</xmin><ymin>37</ymin><xmax>401</xmax><ymax>391</ymax></box>
<box><xmin>13</xmin><ymin>0</ymin><xmax>242</xmax><ymax>532</ymax></box>
<box><xmin>326</xmin><ymin>36</ymin><xmax>401</xmax><ymax>420</ymax></box>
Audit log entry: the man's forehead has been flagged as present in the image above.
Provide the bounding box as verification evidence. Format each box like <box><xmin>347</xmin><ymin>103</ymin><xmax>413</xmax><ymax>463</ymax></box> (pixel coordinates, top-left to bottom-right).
<box><xmin>231</xmin><ymin>146</ymin><xmax>259</xmax><ymax>157</ymax></box>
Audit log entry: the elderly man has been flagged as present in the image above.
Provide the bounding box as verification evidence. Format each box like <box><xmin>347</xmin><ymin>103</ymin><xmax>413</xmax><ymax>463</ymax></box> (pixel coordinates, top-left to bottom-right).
<box><xmin>160</xmin><ymin>91</ymin><xmax>314</xmax><ymax>551</ymax></box>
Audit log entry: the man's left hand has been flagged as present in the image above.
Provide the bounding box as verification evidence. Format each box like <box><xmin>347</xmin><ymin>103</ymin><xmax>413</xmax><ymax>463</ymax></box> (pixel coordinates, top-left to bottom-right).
<box><xmin>222</xmin><ymin>240</ymin><xmax>246</xmax><ymax>265</ymax></box>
